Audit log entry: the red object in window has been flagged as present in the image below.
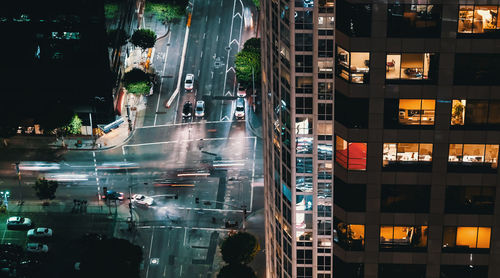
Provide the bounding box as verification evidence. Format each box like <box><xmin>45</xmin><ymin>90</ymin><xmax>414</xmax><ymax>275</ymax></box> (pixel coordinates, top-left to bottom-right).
<box><xmin>348</xmin><ymin>143</ymin><xmax>367</xmax><ymax>170</ymax></box>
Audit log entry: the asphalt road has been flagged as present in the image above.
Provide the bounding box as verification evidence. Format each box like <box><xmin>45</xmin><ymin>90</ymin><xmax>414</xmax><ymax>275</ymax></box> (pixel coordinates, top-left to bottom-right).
<box><xmin>0</xmin><ymin>0</ymin><xmax>261</xmax><ymax>277</ymax></box>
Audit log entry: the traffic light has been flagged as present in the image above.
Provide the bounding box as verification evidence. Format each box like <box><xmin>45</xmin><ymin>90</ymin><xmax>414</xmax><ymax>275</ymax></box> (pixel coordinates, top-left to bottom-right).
<box><xmin>195</xmin><ymin>197</ymin><xmax>199</xmax><ymax>204</ymax></box>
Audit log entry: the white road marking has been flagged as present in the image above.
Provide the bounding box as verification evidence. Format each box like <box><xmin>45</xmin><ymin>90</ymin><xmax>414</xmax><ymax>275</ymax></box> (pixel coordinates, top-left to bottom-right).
<box><xmin>198</xmin><ymin>69</ymin><xmax>200</xmax><ymax>77</ymax></box>
<box><xmin>179</xmin><ymin>265</ymin><xmax>183</xmax><ymax>277</ymax></box>
<box><xmin>138</xmin><ymin>119</ymin><xmax>242</xmax><ymax>129</ymax></box>
<box><xmin>137</xmin><ymin>226</ymin><xmax>232</xmax><ymax>233</ymax></box>
<box><xmin>222</xmin><ymin>0</ymin><xmax>243</xmax><ymax>97</ymax></box>
<box><xmin>206</xmin><ymin>15</ymin><xmax>208</xmax><ymax>22</ymax></box>
<box><xmin>216</xmin><ymin>35</ymin><xmax>219</xmax><ymax>41</ymax></box>
<box><xmin>200</xmin><ymin>51</ymin><xmax>203</xmax><ymax>58</ymax></box>
<box><xmin>154</xmin><ymin>33</ymin><xmax>172</xmax><ymax>126</ymax></box>
<box><xmin>124</xmin><ymin>136</ymin><xmax>256</xmax><ymax>148</ymax></box>
<box><xmin>183</xmin><ymin>228</ymin><xmax>187</xmax><ymax>246</ymax></box>
<box><xmin>145</xmin><ymin>226</ymin><xmax>155</xmax><ymax>278</ymax></box>
<box><xmin>211</xmin><ymin>71</ymin><xmax>214</xmax><ymax>79</ymax></box>
<box><xmin>203</xmin><ymin>32</ymin><xmax>206</xmax><ymax>39</ymax></box>
<box><xmin>250</xmin><ymin>137</ymin><xmax>256</xmax><ymax>212</ymax></box>
<box><xmin>219</xmin><ymin>17</ymin><xmax>221</xmax><ymax>24</ymax></box>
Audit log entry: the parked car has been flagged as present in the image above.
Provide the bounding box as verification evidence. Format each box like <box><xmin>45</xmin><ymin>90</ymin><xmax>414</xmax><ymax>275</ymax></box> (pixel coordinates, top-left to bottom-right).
<box><xmin>102</xmin><ymin>191</ymin><xmax>124</xmax><ymax>201</ymax></box>
<box><xmin>26</xmin><ymin>243</ymin><xmax>48</xmax><ymax>253</ymax></box>
<box><xmin>27</xmin><ymin>228</ymin><xmax>53</xmax><ymax>239</ymax></box>
<box><xmin>132</xmin><ymin>194</ymin><xmax>154</xmax><ymax>207</ymax></box>
<box><xmin>182</xmin><ymin>101</ymin><xmax>193</xmax><ymax>118</ymax></box>
<box><xmin>237</xmin><ymin>84</ymin><xmax>246</xmax><ymax>98</ymax></box>
<box><xmin>184</xmin><ymin>74</ymin><xmax>194</xmax><ymax>90</ymax></box>
<box><xmin>6</xmin><ymin>217</ymin><xmax>31</xmax><ymax>230</ymax></box>
<box><xmin>195</xmin><ymin>100</ymin><xmax>205</xmax><ymax>117</ymax></box>
<box><xmin>234</xmin><ymin>98</ymin><xmax>245</xmax><ymax>119</ymax></box>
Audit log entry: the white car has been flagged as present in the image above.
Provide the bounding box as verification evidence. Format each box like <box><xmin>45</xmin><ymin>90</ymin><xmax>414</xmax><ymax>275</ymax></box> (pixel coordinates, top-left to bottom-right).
<box><xmin>6</xmin><ymin>217</ymin><xmax>32</xmax><ymax>229</ymax></box>
<box><xmin>132</xmin><ymin>194</ymin><xmax>154</xmax><ymax>207</ymax></box>
<box><xmin>235</xmin><ymin>98</ymin><xmax>245</xmax><ymax>119</ymax></box>
<box><xmin>27</xmin><ymin>228</ymin><xmax>53</xmax><ymax>239</ymax></box>
<box><xmin>26</xmin><ymin>243</ymin><xmax>48</xmax><ymax>253</ymax></box>
<box><xmin>184</xmin><ymin>74</ymin><xmax>194</xmax><ymax>90</ymax></box>
<box><xmin>195</xmin><ymin>101</ymin><xmax>205</xmax><ymax>117</ymax></box>
<box><xmin>237</xmin><ymin>84</ymin><xmax>246</xmax><ymax>98</ymax></box>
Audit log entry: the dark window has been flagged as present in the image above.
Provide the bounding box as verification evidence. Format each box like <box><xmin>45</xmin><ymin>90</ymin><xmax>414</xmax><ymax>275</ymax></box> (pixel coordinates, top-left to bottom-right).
<box><xmin>317</xmin><ymin>256</ymin><xmax>331</xmax><ymax>271</ymax></box>
<box><xmin>381</xmin><ymin>184</ymin><xmax>430</xmax><ymax>213</ymax></box>
<box><xmin>295</xmin><ymin>97</ymin><xmax>313</xmax><ymax>114</ymax></box>
<box><xmin>296</xmin><ymin>249</ymin><xmax>312</xmax><ymax>264</ymax></box>
<box><xmin>451</xmin><ymin>99</ymin><xmax>500</xmax><ymax>129</ymax></box>
<box><xmin>296</xmin><ymin>157</ymin><xmax>313</xmax><ymax>173</ymax></box>
<box><xmin>295</xmin><ymin>10</ymin><xmax>313</xmax><ymax>30</ymax></box>
<box><xmin>336</xmin><ymin>0</ymin><xmax>372</xmax><ymax>37</ymax></box>
<box><xmin>333</xmin><ymin>256</ymin><xmax>364</xmax><ymax>278</ymax></box>
<box><xmin>318</xmin><ymin>82</ymin><xmax>333</xmax><ymax>100</ymax></box>
<box><xmin>318</xmin><ymin>103</ymin><xmax>333</xmax><ymax>120</ymax></box>
<box><xmin>318</xmin><ymin>39</ymin><xmax>334</xmax><ymax>58</ymax></box>
<box><xmin>295</xmin><ymin>33</ymin><xmax>313</xmax><ymax>51</ymax></box>
<box><xmin>296</xmin><ymin>77</ymin><xmax>313</xmax><ymax>94</ymax></box>
<box><xmin>296</xmin><ymin>267</ymin><xmax>312</xmax><ymax>278</ymax></box>
<box><xmin>334</xmin><ymin>177</ymin><xmax>366</xmax><ymax>212</ymax></box>
<box><xmin>335</xmin><ymin>92</ymin><xmax>368</xmax><ymax>128</ymax></box>
<box><xmin>379</xmin><ymin>264</ymin><xmax>426</xmax><ymax>278</ymax></box>
<box><xmin>454</xmin><ymin>54</ymin><xmax>500</xmax><ymax>85</ymax></box>
<box><xmin>387</xmin><ymin>4</ymin><xmax>442</xmax><ymax>37</ymax></box>
<box><xmin>295</xmin><ymin>55</ymin><xmax>313</xmax><ymax>73</ymax></box>
<box><xmin>445</xmin><ymin>186</ymin><xmax>495</xmax><ymax>214</ymax></box>
<box><xmin>440</xmin><ymin>265</ymin><xmax>488</xmax><ymax>278</ymax></box>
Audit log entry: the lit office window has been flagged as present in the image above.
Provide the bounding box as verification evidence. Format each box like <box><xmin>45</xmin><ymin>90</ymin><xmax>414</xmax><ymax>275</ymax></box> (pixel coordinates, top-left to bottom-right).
<box><xmin>383</xmin><ymin>143</ymin><xmax>433</xmax><ymax>169</ymax></box>
<box><xmin>458</xmin><ymin>5</ymin><xmax>500</xmax><ymax>36</ymax></box>
<box><xmin>386</xmin><ymin>53</ymin><xmax>437</xmax><ymax>81</ymax></box>
<box><xmin>443</xmin><ymin>227</ymin><xmax>491</xmax><ymax>252</ymax></box>
<box><xmin>380</xmin><ymin>226</ymin><xmax>428</xmax><ymax>251</ymax></box>
<box><xmin>448</xmin><ymin>144</ymin><xmax>499</xmax><ymax>169</ymax></box>
<box><xmin>398</xmin><ymin>99</ymin><xmax>435</xmax><ymax>125</ymax></box>
<box><xmin>336</xmin><ymin>46</ymin><xmax>370</xmax><ymax>84</ymax></box>
<box><xmin>335</xmin><ymin>136</ymin><xmax>367</xmax><ymax>171</ymax></box>
<box><xmin>333</xmin><ymin>218</ymin><xmax>365</xmax><ymax>251</ymax></box>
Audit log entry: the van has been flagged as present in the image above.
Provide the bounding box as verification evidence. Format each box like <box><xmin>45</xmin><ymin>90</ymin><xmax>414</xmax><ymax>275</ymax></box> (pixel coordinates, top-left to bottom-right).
<box><xmin>235</xmin><ymin>98</ymin><xmax>245</xmax><ymax>119</ymax></box>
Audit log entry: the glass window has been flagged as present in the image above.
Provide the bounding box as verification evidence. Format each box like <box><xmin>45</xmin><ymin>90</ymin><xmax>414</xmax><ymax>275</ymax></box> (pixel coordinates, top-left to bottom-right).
<box><xmin>296</xmin><ymin>157</ymin><xmax>313</xmax><ymax>173</ymax></box>
<box><xmin>336</xmin><ymin>0</ymin><xmax>372</xmax><ymax>37</ymax></box>
<box><xmin>295</xmin><ymin>55</ymin><xmax>313</xmax><ymax>73</ymax></box>
<box><xmin>318</xmin><ymin>103</ymin><xmax>332</xmax><ymax>120</ymax></box>
<box><xmin>318</xmin><ymin>82</ymin><xmax>333</xmax><ymax>100</ymax></box>
<box><xmin>448</xmin><ymin>144</ymin><xmax>499</xmax><ymax>170</ymax></box>
<box><xmin>383</xmin><ymin>143</ymin><xmax>433</xmax><ymax>170</ymax></box>
<box><xmin>333</xmin><ymin>218</ymin><xmax>365</xmax><ymax>251</ymax></box>
<box><xmin>296</xmin><ymin>76</ymin><xmax>313</xmax><ymax>94</ymax></box>
<box><xmin>458</xmin><ymin>5</ymin><xmax>500</xmax><ymax>37</ymax></box>
<box><xmin>379</xmin><ymin>264</ymin><xmax>426</xmax><ymax>278</ymax></box>
<box><xmin>295</xmin><ymin>10</ymin><xmax>313</xmax><ymax>30</ymax></box>
<box><xmin>334</xmin><ymin>177</ymin><xmax>366</xmax><ymax>212</ymax></box>
<box><xmin>380</xmin><ymin>226</ymin><xmax>428</xmax><ymax>251</ymax></box>
<box><xmin>445</xmin><ymin>186</ymin><xmax>495</xmax><ymax>214</ymax></box>
<box><xmin>386</xmin><ymin>53</ymin><xmax>437</xmax><ymax>81</ymax></box>
<box><xmin>296</xmin><ymin>97</ymin><xmax>313</xmax><ymax>114</ymax></box>
<box><xmin>381</xmin><ymin>184</ymin><xmax>430</xmax><ymax>213</ymax></box>
<box><xmin>317</xmin><ymin>162</ymin><xmax>332</xmax><ymax>180</ymax></box>
<box><xmin>398</xmin><ymin>99</ymin><xmax>435</xmax><ymax>126</ymax></box>
<box><xmin>335</xmin><ymin>136</ymin><xmax>367</xmax><ymax>171</ymax></box>
<box><xmin>335</xmin><ymin>92</ymin><xmax>369</xmax><ymax>128</ymax></box>
<box><xmin>454</xmin><ymin>54</ymin><xmax>500</xmax><ymax>85</ymax></box>
<box><xmin>296</xmin><ymin>176</ymin><xmax>313</xmax><ymax>193</ymax></box>
<box><xmin>336</xmin><ymin>46</ymin><xmax>370</xmax><ymax>84</ymax></box>
<box><xmin>295</xmin><ymin>117</ymin><xmax>312</xmax><ymax>134</ymax></box>
<box><xmin>318</xmin><ymin>16</ymin><xmax>334</xmax><ymax>35</ymax></box>
<box><xmin>295</xmin><ymin>33</ymin><xmax>313</xmax><ymax>51</ymax></box>
<box><xmin>318</xmin><ymin>143</ymin><xmax>333</xmax><ymax>160</ymax></box>
<box><xmin>296</xmin><ymin>137</ymin><xmax>313</xmax><ymax>154</ymax></box>
<box><xmin>387</xmin><ymin>4</ymin><xmax>442</xmax><ymax>37</ymax></box>
<box><xmin>451</xmin><ymin>100</ymin><xmax>500</xmax><ymax>127</ymax></box>
<box><xmin>318</xmin><ymin>60</ymin><xmax>334</xmax><ymax>79</ymax></box>
<box><xmin>443</xmin><ymin>226</ymin><xmax>491</xmax><ymax>252</ymax></box>
<box><xmin>440</xmin><ymin>265</ymin><xmax>488</xmax><ymax>278</ymax></box>
<box><xmin>318</xmin><ymin>40</ymin><xmax>333</xmax><ymax>58</ymax></box>
<box><xmin>451</xmin><ymin>100</ymin><xmax>466</xmax><ymax>125</ymax></box>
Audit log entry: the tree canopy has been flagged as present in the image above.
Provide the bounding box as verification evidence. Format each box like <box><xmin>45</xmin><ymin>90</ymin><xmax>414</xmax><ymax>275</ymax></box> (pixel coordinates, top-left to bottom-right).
<box><xmin>235</xmin><ymin>38</ymin><xmax>261</xmax><ymax>88</ymax></box>
<box><xmin>77</xmin><ymin>236</ymin><xmax>142</xmax><ymax>278</ymax></box>
<box><xmin>33</xmin><ymin>178</ymin><xmax>58</xmax><ymax>201</ymax></box>
<box><xmin>123</xmin><ymin>68</ymin><xmax>151</xmax><ymax>95</ymax></box>
<box><xmin>220</xmin><ymin>232</ymin><xmax>260</xmax><ymax>265</ymax></box>
<box><xmin>107</xmin><ymin>29</ymin><xmax>129</xmax><ymax>47</ymax></box>
<box><xmin>217</xmin><ymin>264</ymin><xmax>257</xmax><ymax>278</ymax></box>
<box><xmin>65</xmin><ymin>114</ymin><xmax>82</xmax><ymax>135</ymax></box>
<box><xmin>252</xmin><ymin>0</ymin><xmax>260</xmax><ymax>9</ymax></box>
<box><xmin>37</xmin><ymin>105</ymin><xmax>74</xmax><ymax>134</ymax></box>
<box><xmin>243</xmin><ymin>38</ymin><xmax>260</xmax><ymax>52</ymax></box>
<box><xmin>130</xmin><ymin>29</ymin><xmax>156</xmax><ymax>50</ymax></box>
<box><xmin>145</xmin><ymin>0</ymin><xmax>188</xmax><ymax>24</ymax></box>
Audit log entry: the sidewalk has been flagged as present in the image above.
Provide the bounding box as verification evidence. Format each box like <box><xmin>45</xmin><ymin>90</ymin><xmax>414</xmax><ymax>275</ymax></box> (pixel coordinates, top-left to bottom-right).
<box><xmin>246</xmin><ymin>209</ymin><xmax>266</xmax><ymax>278</ymax></box>
<box><xmin>247</xmin><ymin>100</ymin><xmax>262</xmax><ymax>139</ymax></box>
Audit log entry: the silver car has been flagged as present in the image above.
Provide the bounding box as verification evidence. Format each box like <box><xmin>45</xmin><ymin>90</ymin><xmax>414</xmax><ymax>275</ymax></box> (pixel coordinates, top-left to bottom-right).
<box><xmin>6</xmin><ymin>217</ymin><xmax>31</xmax><ymax>229</ymax></box>
<box><xmin>27</xmin><ymin>228</ymin><xmax>53</xmax><ymax>239</ymax></box>
<box><xmin>195</xmin><ymin>101</ymin><xmax>205</xmax><ymax>117</ymax></box>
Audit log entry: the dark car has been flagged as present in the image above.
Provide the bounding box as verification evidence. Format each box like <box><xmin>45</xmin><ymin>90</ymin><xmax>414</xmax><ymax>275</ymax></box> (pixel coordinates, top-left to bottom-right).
<box><xmin>182</xmin><ymin>101</ymin><xmax>192</xmax><ymax>118</ymax></box>
<box><xmin>102</xmin><ymin>191</ymin><xmax>124</xmax><ymax>201</ymax></box>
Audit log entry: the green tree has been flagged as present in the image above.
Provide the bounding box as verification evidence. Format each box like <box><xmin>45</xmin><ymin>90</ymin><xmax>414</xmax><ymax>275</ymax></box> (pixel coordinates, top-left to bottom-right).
<box><xmin>78</xmin><ymin>237</ymin><xmax>143</xmax><ymax>278</ymax></box>
<box><xmin>235</xmin><ymin>50</ymin><xmax>260</xmax><ymax>87</ymax></box>
<box><xmin>145</xmin><ymin>0</ymin><xmax>188</xmax><ymax>39</ymax></box>
<box><xmin>107</xmin><ymin>29</ymin><xmax>129</xmax><ymax>47</ymax></box>
<box><xmin>130</xmin><ymin>29</ymin><xmax>157</xmax><ymax>50</ymax></box>
<box><xmin>217</xmin><ymin>264</ymin><xmax>257</xmax><ymax>278</ymax></box>
<box><xmin>33</xmin><ymin>178</ymin><xmax>58</xmax><ymax>202</ymax></box>
<box><xmin>220</xmin><ymin>232</ymin><xmax>260</xmax><ymax>265</ymax></box>
<box><xmin>65</xmin><ymin>114</ymin><xmax>82</xmax><ymax>135</ymax></box>
<box><xmin>252</xmin><ymin>0</ymin><xmax>260</xmax><ymax>9</ymax></box>
<box><xmin>123</xmin><ymin>68</ymin><xmax>152</xmax><ymax>95</ymax></box>
<box><xmin>243</xmin><ymin>38</ymin><xmax>260</xmax><ymax>53</ymax></box>
<box><xmin>104</xmin><ymin>2</ymin><xmax>119</xmax><ymax>20</ymax></box>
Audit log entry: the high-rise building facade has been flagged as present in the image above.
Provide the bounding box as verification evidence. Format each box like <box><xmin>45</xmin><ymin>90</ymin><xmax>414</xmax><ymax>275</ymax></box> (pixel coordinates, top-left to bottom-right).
<box><xmin>261</xmin><ymin>1</ymin><xmax>500</xmax><ymax>277</ymax></box>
